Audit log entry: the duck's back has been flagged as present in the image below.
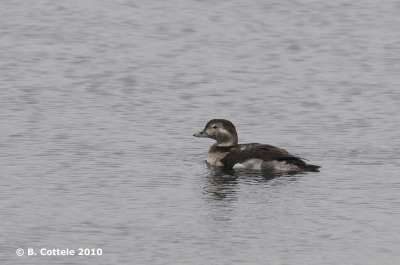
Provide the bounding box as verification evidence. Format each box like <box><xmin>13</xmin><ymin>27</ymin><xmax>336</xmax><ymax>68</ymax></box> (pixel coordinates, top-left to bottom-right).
<box><xmin>222</xmin><ymin>143</ymin><xmax>319</xmax><ymax>172</ymax></box>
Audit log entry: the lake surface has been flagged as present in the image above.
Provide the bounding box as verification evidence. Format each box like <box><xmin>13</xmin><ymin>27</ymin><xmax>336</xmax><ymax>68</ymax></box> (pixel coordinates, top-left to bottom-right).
<box><xmin>1</xmin><ymin>0</ymin><xmax>400</xmax><ymax>264</ymax></box>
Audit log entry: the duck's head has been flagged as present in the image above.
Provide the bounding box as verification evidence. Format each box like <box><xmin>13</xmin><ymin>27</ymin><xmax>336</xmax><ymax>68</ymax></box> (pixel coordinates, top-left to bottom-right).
<box><xmin>193</xmin><ymin>119</ymin><xmax>238</xmax><ymax>146</ymax></box>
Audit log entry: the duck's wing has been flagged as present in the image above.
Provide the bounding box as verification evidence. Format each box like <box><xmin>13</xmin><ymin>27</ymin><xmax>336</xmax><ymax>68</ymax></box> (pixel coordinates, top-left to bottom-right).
<box><xmin>221</xmin><ymin>143</ymin><xmax>308</xmax><ymax>169</ymax></box>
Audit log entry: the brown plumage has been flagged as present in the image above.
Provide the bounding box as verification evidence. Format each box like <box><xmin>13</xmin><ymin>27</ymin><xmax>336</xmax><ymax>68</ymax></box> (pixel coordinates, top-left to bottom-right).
<box><xmin>193</xmin><ymin>119</ymin><xmax>320</xmax><ymax>172</ymax></box>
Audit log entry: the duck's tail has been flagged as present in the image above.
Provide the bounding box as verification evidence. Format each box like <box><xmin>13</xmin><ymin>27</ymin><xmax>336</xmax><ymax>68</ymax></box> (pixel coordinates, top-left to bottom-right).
<box><xmin>305</xmin><ymin>163</ymin><xmax>320</xmax><ymax>172</ymax></box>
<box><xmin>277</xmin><ymin>157</ymin><xmax>320</xmax><ymax>172</ymax></box>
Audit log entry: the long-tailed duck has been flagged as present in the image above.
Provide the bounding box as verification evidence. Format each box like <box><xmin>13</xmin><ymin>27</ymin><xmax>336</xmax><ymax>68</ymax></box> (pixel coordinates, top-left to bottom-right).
<box><xmin>193</xmin><ymin>119</ymin><xmax>320</xmax><ymax>172</ymax></box>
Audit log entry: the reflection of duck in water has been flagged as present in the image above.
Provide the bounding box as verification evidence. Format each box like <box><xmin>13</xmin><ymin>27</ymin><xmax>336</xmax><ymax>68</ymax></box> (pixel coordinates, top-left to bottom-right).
<box><xmin>194</xmin><ymin>119</ymin><xmax>320</xmax><ymax>172</ymax></box>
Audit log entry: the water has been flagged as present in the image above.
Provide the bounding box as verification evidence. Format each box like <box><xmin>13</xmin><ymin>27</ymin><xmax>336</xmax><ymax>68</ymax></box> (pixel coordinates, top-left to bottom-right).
<box><xmin>1</xmin><ymin>0</ymin><xmax>400</xmax><ymax>264</ymax></box>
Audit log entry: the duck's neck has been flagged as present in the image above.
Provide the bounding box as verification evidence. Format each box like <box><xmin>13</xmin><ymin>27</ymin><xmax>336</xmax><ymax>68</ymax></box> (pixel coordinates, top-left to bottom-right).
<box><xmin>215</xmin><ymin>137</ymin><xmax>238</xmax><ymax>147</ymax></box>
<box><xmin>213</xmin><ymin>145</ymin><xmax>236</xmax><ymax>152</ymax></box>
<box><xmin>209</xmin><ymin>143</ymin><xmax>236</xmax><ymax>154</ymax></box>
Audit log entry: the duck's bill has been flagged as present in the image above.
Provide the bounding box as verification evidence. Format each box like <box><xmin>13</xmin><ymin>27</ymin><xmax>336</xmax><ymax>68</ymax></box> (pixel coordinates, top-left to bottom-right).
<box><xmin>193</xmin><ymin>130</ymin><xmax>209</xmax><ymax>138</ymax></box>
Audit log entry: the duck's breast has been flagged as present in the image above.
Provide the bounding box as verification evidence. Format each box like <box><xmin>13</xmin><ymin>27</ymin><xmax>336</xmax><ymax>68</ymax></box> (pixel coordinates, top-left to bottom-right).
<box><xmin>206</xmin><ymin>151</ymin><xmax>226</xmax><ymax>166</ymax></box>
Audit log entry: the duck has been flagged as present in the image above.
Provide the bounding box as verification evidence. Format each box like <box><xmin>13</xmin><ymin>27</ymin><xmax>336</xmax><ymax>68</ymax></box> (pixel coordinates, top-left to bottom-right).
<box><xmin>193</xmin><ymin>119</ymin><xmax>320</xmax><ymax>172</ymax></box>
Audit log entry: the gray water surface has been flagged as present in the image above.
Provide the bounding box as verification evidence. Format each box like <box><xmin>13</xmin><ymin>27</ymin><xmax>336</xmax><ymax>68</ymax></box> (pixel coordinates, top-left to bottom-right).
<box><xmin>1</xmin><ymin>0</ymin><xmax>400</xmax><ymax>264</ymax></box>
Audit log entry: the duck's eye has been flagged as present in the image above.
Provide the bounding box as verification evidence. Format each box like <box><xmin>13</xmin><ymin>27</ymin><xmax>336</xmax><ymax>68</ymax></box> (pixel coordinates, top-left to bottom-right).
<box><xmin>212</xmin><ymin>126</ymin><xmax>217</xmax><ymax>129</ymax></box>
